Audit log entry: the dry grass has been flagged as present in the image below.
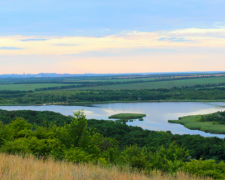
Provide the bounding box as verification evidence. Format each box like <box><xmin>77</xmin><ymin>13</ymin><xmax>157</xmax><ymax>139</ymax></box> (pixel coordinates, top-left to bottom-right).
<box><xmin>0</xmin><ymin>153</ymin><xmax>213</xmax><ymax>180</ymax></box>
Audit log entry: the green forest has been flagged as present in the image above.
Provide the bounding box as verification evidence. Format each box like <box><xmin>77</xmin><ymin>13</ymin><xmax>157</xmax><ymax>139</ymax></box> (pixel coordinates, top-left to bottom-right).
<box><xmin>2</xmin><ymin>87</ymin><xmax>225</xmax><ymax>105</ymax></box>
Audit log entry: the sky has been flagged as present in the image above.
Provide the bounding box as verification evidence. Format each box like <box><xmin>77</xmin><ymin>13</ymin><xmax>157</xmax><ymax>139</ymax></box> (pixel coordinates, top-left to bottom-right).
<box><xmin>0</xmin><ymin>0</ymin><xmax>225</xmax><ymax>74</ymax></box>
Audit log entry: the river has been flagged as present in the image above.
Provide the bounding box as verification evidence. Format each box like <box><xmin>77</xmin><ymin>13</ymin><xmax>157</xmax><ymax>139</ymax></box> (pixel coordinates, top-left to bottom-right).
<box><xmin>1</xmin><ymin>102</ymin><xmax>225</xmax><ymax>138</ymax></box>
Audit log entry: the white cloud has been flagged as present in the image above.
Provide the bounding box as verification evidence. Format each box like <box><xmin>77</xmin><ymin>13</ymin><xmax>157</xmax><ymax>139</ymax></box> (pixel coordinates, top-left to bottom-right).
<box><xmin>170</xmin><ymin>28</ymin><xmax>225</xmax><ymax>34</ymax></box>
<box><xmin>1</xmin><ymin>27</ymin><xmax>225</xmax><ymax>56</ymax></box>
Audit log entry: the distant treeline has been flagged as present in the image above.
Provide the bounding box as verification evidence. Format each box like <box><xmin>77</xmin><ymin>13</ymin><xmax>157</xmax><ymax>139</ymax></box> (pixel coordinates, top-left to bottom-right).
<box><xmin>2</xmin><ymin>86</ymin><xmax>225</xmax><ymax>104</ymax></box>
<box><xmin>0</xmin><ymin>90</ymin><xmax>32</xmax><ymax>98</ymax></box>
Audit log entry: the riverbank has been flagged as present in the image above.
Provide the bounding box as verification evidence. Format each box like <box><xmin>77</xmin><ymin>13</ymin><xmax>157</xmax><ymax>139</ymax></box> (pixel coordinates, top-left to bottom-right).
<box><xmin>169</xmin><ymin>115</ymin><xmax>225</xmax><ymax>134</ymax></box>
<box><xmin>1</xmin><ymin>99</ymin><xmax>225</xmax><ymax>106</ymax></box>
<box><xmin>69</xmin><ymin>99</ymin><xmax>225</xmax><ymax>105</ymax></box>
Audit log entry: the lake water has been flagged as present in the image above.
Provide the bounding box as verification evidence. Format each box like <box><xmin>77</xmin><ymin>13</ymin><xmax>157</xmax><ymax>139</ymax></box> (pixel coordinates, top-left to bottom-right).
<box><xmin>1</xmin><ymin>102</ymin><xmax>225</xmax><ymax>138</ymax></box>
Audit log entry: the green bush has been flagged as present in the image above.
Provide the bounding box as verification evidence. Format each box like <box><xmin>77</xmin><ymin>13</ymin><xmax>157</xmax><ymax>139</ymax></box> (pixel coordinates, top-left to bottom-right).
<box><xmin>150</xmin><ymin>142</ymin><xmax>188</xmax><ymax>173</ymax></box>
<box><xmin>120</xmin><ymin>144</ymin><xmax>152</xmax><ymax>171</ymax></box>
<box><xmin>7</xmin><ymin>118</ymin><xmax>32</xmax><ymax>138</ymax></box>
<box><xmin>182</xmin><ymin>159</ymin><xmax>225</xmax><ymax>179</ymax></box>
<box><xmin>120</xmin><ymin>142</ymin><xmax>188</xmax><ymax>174</ymax></box>
<box><xmin>64</xmin><ymin>147</ymin><xmax>93</xmax><ymax>163</ymax></box>
<box><xmin>1</xmin><ymin>138</ymin><xmax>31</xmax><ymax>154</ymax></box>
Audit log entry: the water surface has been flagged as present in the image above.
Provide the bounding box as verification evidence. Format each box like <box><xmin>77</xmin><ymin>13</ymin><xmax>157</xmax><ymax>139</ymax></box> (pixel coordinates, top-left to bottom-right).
<box><xmin>1</xmin><ymin>102</ymin><xmax>225</xmax><ymax>138</ymax></box>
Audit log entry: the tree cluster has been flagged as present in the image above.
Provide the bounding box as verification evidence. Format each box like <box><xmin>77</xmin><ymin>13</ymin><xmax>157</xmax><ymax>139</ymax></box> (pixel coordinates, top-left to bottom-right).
<box><xmin>198</xmin><ymin>111</ymin><xmax>225</xmax><ymax>125</ymax></box>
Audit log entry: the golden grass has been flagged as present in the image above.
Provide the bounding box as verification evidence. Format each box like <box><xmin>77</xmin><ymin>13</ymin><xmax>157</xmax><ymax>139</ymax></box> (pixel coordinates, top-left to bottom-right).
<box><xmin>0</xmin><ymin>153</ymin><xmax>212</xmax><ymax>180</ymax></box>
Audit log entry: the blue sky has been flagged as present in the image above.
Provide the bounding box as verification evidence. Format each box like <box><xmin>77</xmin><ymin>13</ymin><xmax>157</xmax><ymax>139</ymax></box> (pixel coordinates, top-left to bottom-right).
<box><xmin>1</xmin><ymin>0</ymin><xmax>224</xmax><ymax>36</ymax></box>
<box><xmin>0</xmin><ymin>0</ymin><xmax>225</xmax><ymax>73</ymax></box>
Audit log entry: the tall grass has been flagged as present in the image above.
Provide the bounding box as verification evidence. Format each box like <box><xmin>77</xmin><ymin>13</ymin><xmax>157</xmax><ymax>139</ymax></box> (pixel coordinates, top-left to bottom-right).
<box><xmin>0</xmin><ymin>153</ymin><xmax>212</xmax><ymax>180</ymax></box>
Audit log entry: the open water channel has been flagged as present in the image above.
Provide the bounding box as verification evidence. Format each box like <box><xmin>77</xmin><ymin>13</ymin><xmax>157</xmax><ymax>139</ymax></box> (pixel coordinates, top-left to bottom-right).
<box><xmin>1</xmin><ymin>102</ymin><xmax>225</xmax><ymax>138</ymax></box>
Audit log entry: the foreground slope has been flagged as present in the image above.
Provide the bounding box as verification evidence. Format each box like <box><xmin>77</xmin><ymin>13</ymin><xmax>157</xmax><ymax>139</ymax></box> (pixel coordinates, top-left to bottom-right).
<box><xmin>0</xmin><ymin>153</ymin><xmax>212</xmax><ymax>180</ymax></box>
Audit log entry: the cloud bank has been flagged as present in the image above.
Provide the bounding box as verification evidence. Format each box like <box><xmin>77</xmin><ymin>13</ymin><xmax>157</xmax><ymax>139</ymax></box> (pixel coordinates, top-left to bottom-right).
<box><xmin>0</xmin><ymin>27</ymin><xmax>225</xmax><ymax>74</ymax></box>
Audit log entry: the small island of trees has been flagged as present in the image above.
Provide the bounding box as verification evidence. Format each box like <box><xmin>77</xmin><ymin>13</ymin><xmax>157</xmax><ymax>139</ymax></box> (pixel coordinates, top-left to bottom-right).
<box><xmin>109</xmin><ymin>113</ymin><xmax>146</xmax><ymax>119</ymax></box>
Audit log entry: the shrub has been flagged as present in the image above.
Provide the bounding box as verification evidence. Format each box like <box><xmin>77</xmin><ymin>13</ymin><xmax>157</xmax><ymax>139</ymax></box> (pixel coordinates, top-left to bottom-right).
<box><xmin>64</xmin><ymin>148</ymin><xmax>93</xmax><ymax>163</ymax></box>
<box><xmin>151</xmin><ymin>142</ymin><xmax>189</xmax><ymax>173</ymax></box>
<box><xmin>120</xmin><ymin>144</ymin><xmax>152</xmax><ymax>171</ymax></box>
<box><xmin>182</xmin><ymin>159</ymin><xmax>225</xmax><ymax>179</ymax></box>
<box><xmin>1</xmin><ymin>138</ymin><xmax>31</xmax><ymax>154</ymax></box>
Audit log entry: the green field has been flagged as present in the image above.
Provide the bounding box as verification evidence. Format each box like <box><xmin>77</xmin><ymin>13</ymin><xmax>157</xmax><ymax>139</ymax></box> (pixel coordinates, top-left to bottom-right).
<box><xmin>168</xmin><ymin>115</ymin><xmax>225</xmax><ymax>134</ymax></box>
<box><xmin>80</xmin><ymin>78</ymin><xmax>156</xmax><ymax>82</ymax></box>
<box><xmin>0</xmin><ymin>83</ymin><xmax>74</xmax><ymax>91</ymax></box>
<box><xmin>109</xmin><ymin>113</ymin><xmax>146</xmax><ymax>119</ymax></box>
<box><xmin>75</xmin><ymin>76</ymin><xmax>225</xmax><ymax>90</ymax></box>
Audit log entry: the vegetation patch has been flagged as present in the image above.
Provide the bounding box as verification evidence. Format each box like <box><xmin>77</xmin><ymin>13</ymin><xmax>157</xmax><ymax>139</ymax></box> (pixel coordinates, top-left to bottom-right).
<box><xmin>197</xmin><ymin>111</ymin><xmax>225</xmax><ymax>124</ymax></box>
<box><xmin>77</xmin><ymin>76</ymin><xmax>225</xmax><ymax>90</ymax></box>
<box><xmin>168</xmin><ymin>114</ymin><xmax>225</xmax><ymax>134</ymax></box>
<box><xmin>0</xmin><ymin>83</ymin><xmax>73</xmax><ymax>91</ymax></box>
<box><xmin>109</xmin><ymin>113</ymin><xmax>146</xmax><ymax>119</ymax></box>
<box><xmin>2</xmin><ymin>110</ymin><xmax>225</xmax><ymax>179</ymax></box>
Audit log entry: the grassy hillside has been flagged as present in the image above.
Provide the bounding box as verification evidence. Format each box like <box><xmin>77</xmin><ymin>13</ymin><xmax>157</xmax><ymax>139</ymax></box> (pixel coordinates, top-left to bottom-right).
<box><xmin>168</xmin><ymin>115</ymin><xmax>225</xmax><ymax>134</ymax></box>
<box><xmin>0</xmin><ymin>153</ymin><xmax>212</xmax><ymax>180</ymax></box>
<box><xmin>76</xmin><ymin>76</ymin><xmax>225</xmax><ymax>90</ymax></box>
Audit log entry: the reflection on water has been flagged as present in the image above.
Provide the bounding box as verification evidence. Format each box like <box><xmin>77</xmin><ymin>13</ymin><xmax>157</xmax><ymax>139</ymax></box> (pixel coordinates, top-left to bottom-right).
<box><xmin>1</xmin><ymin>102</ymin><xmax>225</xmax><ymax>138</ymax></box>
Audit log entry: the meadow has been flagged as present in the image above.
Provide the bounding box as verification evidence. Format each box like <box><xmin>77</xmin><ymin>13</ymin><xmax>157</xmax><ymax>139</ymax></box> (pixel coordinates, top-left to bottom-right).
<box><xmin>0</xmin><ymin>153</ymin><xmax>213</xmax><ymax>180</ymax></box>
<box><xmin>168</xmin><ymin>115</ymin><xmax>225</xmax><ymax>134</ymax></box>
<box><xmin>75</xmin><ymin>76</ymin><xmax>225</xmax><ymax>90</ymax></box>
<box><xmin>1</xmin><ymin>75</ymin><xmax>225</xmax><ymax>92</ymax></box>
<box><xmin>80</xmin><ymin>77</ymin><xmax>157</xmax><ymax>82</ymax></box>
